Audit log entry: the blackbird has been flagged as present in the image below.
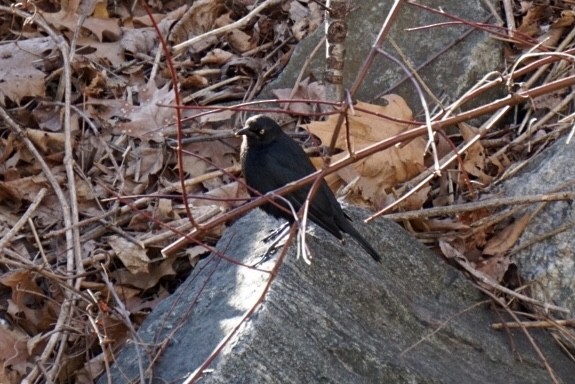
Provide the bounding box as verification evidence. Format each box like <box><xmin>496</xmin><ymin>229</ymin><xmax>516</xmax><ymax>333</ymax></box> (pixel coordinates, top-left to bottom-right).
<box><xmin>235</xmin><ymin>114</ymin><xmax>381</xmax><ymax>262</ymax></box>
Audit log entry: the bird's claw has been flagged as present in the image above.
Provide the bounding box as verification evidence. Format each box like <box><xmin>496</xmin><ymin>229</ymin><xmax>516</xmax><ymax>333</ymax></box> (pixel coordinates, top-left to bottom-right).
<box><xmin>251</xmin><ymin>243</ymin><xmax>281</xmax><ymax>267</ymax></box>
<box><xmin>262</xmin><ymin>222</ymin><xmax>289</xmax><ymax>243</ymax></box>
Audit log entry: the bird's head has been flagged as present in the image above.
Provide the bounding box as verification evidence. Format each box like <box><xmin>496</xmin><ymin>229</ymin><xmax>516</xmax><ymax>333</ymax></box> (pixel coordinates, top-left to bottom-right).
<box><xmin>235</xmin><ymin>115</ymin><xmax>283</xmax><ymax>147</ymax></box>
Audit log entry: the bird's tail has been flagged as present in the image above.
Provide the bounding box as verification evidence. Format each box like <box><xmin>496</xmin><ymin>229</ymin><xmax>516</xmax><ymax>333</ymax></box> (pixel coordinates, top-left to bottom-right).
<box><xmin>344</xmin><ymin>223</ymin><xmax>382</xmax><ymax>262</ymax></box>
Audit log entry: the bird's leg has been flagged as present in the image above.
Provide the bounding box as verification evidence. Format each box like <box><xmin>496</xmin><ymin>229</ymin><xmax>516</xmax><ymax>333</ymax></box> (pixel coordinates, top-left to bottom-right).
<box><xmin>252</xmin><ymin>223</ymin><xmax>290</xmax><ymax>267</ymax></box>
<box><xmin>262</xmin><ymin>221</ymin><xmax>290</xmax><ymax>243</ymax></box>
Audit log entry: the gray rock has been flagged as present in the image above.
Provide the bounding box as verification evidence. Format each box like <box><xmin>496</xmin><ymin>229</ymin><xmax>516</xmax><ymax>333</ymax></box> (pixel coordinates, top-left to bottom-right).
<box><xmin>105</xmin><ymin>208</ymin><xmax>574</xmax><ymax>383</ymax></box>
<box><xmin>499</xmin><ymin>138</ymin><xmax>575</xmax><ymax>318</ymax></box>
<box><xmin>262</xmin><ymin>0</ymin><xmax>503</xmax><ymax>114</ymax></box>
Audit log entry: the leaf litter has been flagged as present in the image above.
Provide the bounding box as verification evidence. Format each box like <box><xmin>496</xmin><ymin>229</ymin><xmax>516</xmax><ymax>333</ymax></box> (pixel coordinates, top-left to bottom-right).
<box><xmin>0</xmin><ymin>0</ymin><xmax>574</xmax><ymax>382</ymax></box>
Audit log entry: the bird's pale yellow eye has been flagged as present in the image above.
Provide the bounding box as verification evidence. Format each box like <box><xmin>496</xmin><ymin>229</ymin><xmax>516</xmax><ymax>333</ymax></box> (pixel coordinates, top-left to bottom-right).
<box><xmin>258</xmin><ymin>128</ymin><xmax>265</xmax><ymax>135</ymax></box>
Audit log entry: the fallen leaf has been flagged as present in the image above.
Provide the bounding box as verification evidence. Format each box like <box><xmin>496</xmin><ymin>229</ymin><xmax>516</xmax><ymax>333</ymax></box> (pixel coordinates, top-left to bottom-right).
<box><xmin>108</xmin><ymin>236</ymin><xmax>150</xmax><ymax>274</ymax></box>
<box><xmin>459</xmin><ymin>123</ymin><xmax>492</xmax><ymax>185</ymax></box>
<box><xmin>227</xmin><ymin>29</ymin><xmax>255</xmax><ymax>52</ymax></box>
<box><xmin>0</xmin><ymin>38</ymin><xmax>56</xmax><ymax>105</ymax></box>
<box><xmin>475</xmin><ymin>255</ymin><xmax>511</xmax><ymax>283</ymax></box>
<box><xmin>483</xmin><ymin>214</ymin><xmax>531</xmax><ymax>256</ymax></box>
<box><xmin>111</xmin><ymin>257</ymin><xmax>176</xmax><ymax>290</ymax></box>
<box><xmin>39</xmin><ymin>6</ymin><xmax>121</xmax><ymax>42</ymax></box>
<box><xmin>306</xmin><ymin>98</ymin><xmax>425</xmax><ymax>205</ymax></box>
<box><xmin>0</xmin><ymin>326</ymin><xmax>30</xmax><ymax>383</ymax></box>
<box><xmin>201</xmin><ymin>48</ymin><xmax>235</xmax><ymax>65</ymax></box>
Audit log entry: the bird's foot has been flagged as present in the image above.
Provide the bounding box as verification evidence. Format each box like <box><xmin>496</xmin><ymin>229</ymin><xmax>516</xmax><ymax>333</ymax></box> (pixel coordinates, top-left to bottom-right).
<box><xmin>262</xmin><ymin>222</ymin><xmax>290</xmax><ymax>243</ymax></box>
<box><xmin>251</xmin><ymin>245</ymin><xmax>278</xmax><ymax>267</ymax></box>
<box><xmin>252</xmin><ymin>229</ymin><xmax>288</xmax><ymax>267</ymax></box>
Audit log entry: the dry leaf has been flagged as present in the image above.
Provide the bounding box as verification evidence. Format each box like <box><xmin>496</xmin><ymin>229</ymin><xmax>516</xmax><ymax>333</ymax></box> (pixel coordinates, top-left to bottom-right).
<box><xmin>227</xmin><ymin>29</ymin><xmax>255</xmax><ymax>52</ymax></box>
<box><xmin>128</xmin><ymin>142</ymin><xmax>165</xmax><ymax>183</ymax></box>
<box><xmin>475</xmin><ymin>256</ymin><xmax>511</xmax><ymax>283</ymax></box>
<box><xmin>424</xmin><ymin>218</ymin><xmax>470</xmax><ymax>232</ymax></box>
<box><xmin>288</xmin><ymin>0</ymin><xmax>322</xmax><ymax>41</ymax></box>
<box><xmin>438</xmin><ymin>239</ymin><xmax>465</xmax><ymax>261</ymax></box>
<box><xmin>483</xmin><ymin>214</ymin><xmax>531</xmax><ymax>255</ymax></box>
<box><xmin>0</xmin><ymin>174</ymin><xmax>51</xmax><ymax>204</ymax></box>
<box><xmin>0</xmin><ymin>326</ymin><xmax>30</xmax><ymax>383</ymax></box>
<box><xmin>459</xmin><ymin>123</ymin><xmax>492</xmax><ymax>185</ymax></box>
<box><xmin>89</xmin><ymin>82</ymin><xmax>177</xmax><ymax>142</ymax></box>
<box><xmin>190</xmin><ymin>181</ymin><xmax>242</xmax><ymax>210</ymax></box>
<box><xmin>186</xmin><ymin>245</ymin><xmax>210</xmax><ymax>264</ymax></box>
<box><xmin>483</xmin><ymin>214</ymin><xmax>531</xmax><ymax>256</ymax></box>
<box><xmin>516</xmin><ymin>5</ymin><xmax>548</xmax><ymax>38</ymax></box>
<box><xmin>76</xmin><ymin>38</ymin><xmax>127</xmax><ymax>68</ymax></box>
<box><xmin>169</xmin><ymin>0</ymin><xmax>227</xmax><ymax>51</ymax></box>
<box><xmin>40</xmin><ymin>6</ymin><xmax>121</xmax><ymax>42</ymax></box>
<box><xmin>201</xmin><ymin>48</ymin><xmax>235</xmax><ymax>65</ymax></box>
<box><xmin>273</xmin><ymin>77</ymin><xmax>328</xmax><ymax>115</ymax></box>
<box><xmin>0</xmin><ymin>38</ymin><xmax>56</xmax><ymax>106</ymax></box>
<box><xmin>111</xmin><ymin>257</ymin><xmax>177</xmax><ymax>289</ymax></box>
<box><xmin>0</xmin><ymin>271</ymin><xmax>59</xmax><ymax>333</ymax></box>
<box><xmin>108</xmin><ymin>236</ymin><xmax>150</xmax><ymax>274</ymax></box>
<box><xmin>26</xmin><ymin>130</ymin><xmax>67</xmax><ymax>154</ymax></box>
<box><xmin>306</xmin><ymin>98</ymin><xmax>425</xmax><ymax>205</ymax></box>
<box><xmin>538</xmin><ymin>10</ymin><xmax>575</xmax><ymax>48</ymax></box>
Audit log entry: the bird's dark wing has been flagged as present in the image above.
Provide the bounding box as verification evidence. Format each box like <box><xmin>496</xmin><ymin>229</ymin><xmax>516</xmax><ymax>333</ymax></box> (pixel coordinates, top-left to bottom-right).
<box><xmin>239</xmin><ymin>118</ymin><xmax>381</xmax><ymax>262</ymax></box>
<box><xmin>244</xmin><ymin>135</ymin><xmax>344</xmax><ymax>239</ymax></box>
<box><xmin>244</xmin><ymin>134</ymin><xmax>315</xmax><ymax>192</ymax></box>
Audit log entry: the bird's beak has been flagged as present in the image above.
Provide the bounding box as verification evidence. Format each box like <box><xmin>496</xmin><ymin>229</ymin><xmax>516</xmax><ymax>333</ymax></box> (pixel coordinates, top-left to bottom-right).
<box><xmin>234</xmin><ymin>126</ymin><xmax>252</xmax><ymax>136</ymax></box>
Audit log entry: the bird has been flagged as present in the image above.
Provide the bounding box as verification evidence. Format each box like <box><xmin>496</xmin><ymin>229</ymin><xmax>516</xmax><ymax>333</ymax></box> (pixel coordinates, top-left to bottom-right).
<box><xmin>235</xmin><ymin>114</ymin><xmax>381</xmax><ymax>262</ymax></box>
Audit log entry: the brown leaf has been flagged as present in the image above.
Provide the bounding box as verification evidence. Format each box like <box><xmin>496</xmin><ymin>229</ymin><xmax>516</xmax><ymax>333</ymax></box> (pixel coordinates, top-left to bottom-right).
<box><xmin>424</xmin><ymin>218</ymin><xmax>470</xmax><ymax>232</ymax></box>
<box><xmin>438</xmin><ymin>239</ymin><xmax>465</xmax><ymax>261</ymax></box>
<box><xmin>459</xmin><ymin>123</ymin><xmax>492</xmax><ymax>185</ymax></box>
<box><xmin>475</xmin><ymin>256</ymin><xmax>511</xmax><ymax>283</ymax></box>
<box><xmin>169</xmin><ymin>0</ymin><xmax>227</xmax><ymax>51</ymax></box>
<box><xmin>76</xmin><ymin>37</ymin><xmax>127</xmax><ymax>69</ymax></box>
<box><xmin>201</xmin><ymin>48</ymin><xmax>235</xmax><ymax>65</ymax></box>
<box><xmin>273</xmin><ymin>77</ymin><xmax>328</xmax><ymax>115</ymax></box>
<box><xmin>307</xmin><ymin>98</ymin><xmax>425</xmax><ymax>204</ymax></box>
<box><xmin>288</xmin><ymin>0</ymin><xmax>322</xmax><ymax>41</ymax></box>
<box><xmin>39</xmin><ymin>6</ymin><xmax>121</xmax><ymax>42</ymax></box>
<box><xmin>516</xmin><ymin>5</ymin><xmax>548</xmax><ymax>38</ymax></box>
<box><xmin>181</xmin><ymin>139</ymin><xmax>236</xmax><ymax>172</ymax></box>
<box><xmin>532</xmin><ymin>89</ymin><xmax>567</xmax><ymax>110</ymax></box>
<box><xmin>111</xmin><ymin>257</ymin><xmax>177</xmax><ymax>290</ymax></box>
<box><xmin>126</xmin><ymin>142</ymin><xmax>165</xmax><ymax>184</ymax></box>
<box><xmin>108</xmin><ymin>236</ymin><xmax>150</xmax><ymax>274</ymax></box>
<box><xmin>0</xmin><ymin>271</ymin><xmax>59</xmax><ymax>333</ymax></box>
<box><xmin>0</xmin><ymin>39</ymin><xmax>55</xmax><ymax>106</ymax></box>
<box><xmin>538</xmin><ymin>10</ymin><xmax>575</xmax><ymax>48</ymax></box>
<box><xmin>0</xmin><ymin>174</ymin><xmax>52</xmax><ymax>205</ymax></box>
<box><xmin>89</xmin><ymin>82</ymin><xmax>178</xmax><ymax>142</ymax></box>
<box><xmin>26</xmin><ymin>130</ymin><xmax>67</xmax><ymax>154</ymax></box>
<box><xmin>0</xmin><ymin>326</ymin><xmax>30</xmax><ymax>383</ymax></box>
<box><xmin>483</xmin><ymin>214</ymin><xmax>530</xmax><ymax>256</ymax></box>
<box><xmin>190</xmin><ymin>181</ymin><xmax>242</xmax><ymax>210</ymax></box>
<box><xmin>227</xmin><ymin>29</ymin><xmax>255</xmax><ymax>53</ymax></box>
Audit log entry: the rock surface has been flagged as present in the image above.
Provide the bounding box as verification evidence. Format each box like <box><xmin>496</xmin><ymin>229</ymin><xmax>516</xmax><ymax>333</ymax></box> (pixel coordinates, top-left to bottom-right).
<box><xmin>105</xmin><ymin>209</ymin><xmax>574</xmax><ymax>383</ymax></box>
<box><xmin>498</xmin><ymin>138</ymin><xmax>575</xmax><ymax>318</ymax></box>
<box><xmin>262</xmin><ymin>0</ymin><xmax>503</xmax><ymax>114</ymax></box>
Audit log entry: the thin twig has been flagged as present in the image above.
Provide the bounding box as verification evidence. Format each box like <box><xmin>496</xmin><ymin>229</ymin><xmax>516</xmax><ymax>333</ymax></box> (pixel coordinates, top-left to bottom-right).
<box><xmin>383</xmin><ymin>191</ymin><xmax>575</xmax><ymax>221</ymax></box>
<box><xmin>173</xmin><ymin>0</ymin><xmax>282</xmax><ymax>53</ymax></box>
<box><xmin>492</xmin><ymin>318</ymin><xmax>575</xmax><ymax>330</ymax></box>
<box><xmin>0</xmin><ymin>188</ymin><xmax>47</xmax><ymax>251</ymax></box>
<box><xmin>478</xmin><ymin>286</ymin><xmax>561</xmax><ymax>384</ymax></box>
<box><xmin>448</xmin><ymin>244</ymin><xmax>569</xmax><ymax>314</ymax></box>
